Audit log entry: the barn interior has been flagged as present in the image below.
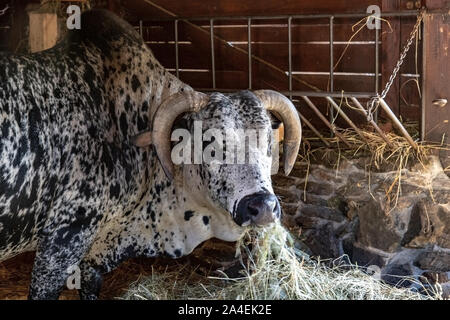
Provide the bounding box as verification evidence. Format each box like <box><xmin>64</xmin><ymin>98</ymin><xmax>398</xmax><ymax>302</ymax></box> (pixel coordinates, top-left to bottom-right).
<box><xmin>0</xmin><ymin>0</ymin><xmax>449</xmax><ymax>299</ymax></box>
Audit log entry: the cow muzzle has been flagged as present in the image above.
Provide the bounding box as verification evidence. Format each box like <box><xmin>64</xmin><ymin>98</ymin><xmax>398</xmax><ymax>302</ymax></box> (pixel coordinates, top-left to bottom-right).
<box><xmin>234</xmin><ymin>192</ymin><xmax>281</xmax><ymax>227</ymax></box>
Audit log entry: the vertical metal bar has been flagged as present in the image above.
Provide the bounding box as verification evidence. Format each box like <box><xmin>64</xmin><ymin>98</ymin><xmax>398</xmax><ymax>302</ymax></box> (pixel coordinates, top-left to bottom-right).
<box><xmin>288</xmin><ymin>17</ymin><xmax>293</xmax><ymax>100</ymax></box>
<box><xmin>421</xmin><ymin>16</ymin><xmax>426</xmax><ymax>141</ymax></box>
<box><xmin>374</xmin><ymin>26</ymin><xmax>380</xmax><ymax>123</ymax></box>
<box><xmin>139</xmin><ymin>20</ymin><xmax>143</xmax><ymax>38</ymax></box>
<box><xmin>210</xmin><ymin>19</ymin><xmax>216</xmax><ymax>89</ymax></box>
<box><xmin>174</xmin><ymin>20</ymin><xmax>179</xmax><ymax>78</ymax></box>
<box><xmin>248</xmin><ymin>18</ymin><xmax>252</xmax><ymax>89</ymax></box>
<box><xmin>329</xmin><ymin>16</ymin><xmax>334</xmax><ymax>92</ymax></box>
<box><xmin>329</xmin><ymin>16</ymin><xmax>335</xmax><ymax>135</ymax></box>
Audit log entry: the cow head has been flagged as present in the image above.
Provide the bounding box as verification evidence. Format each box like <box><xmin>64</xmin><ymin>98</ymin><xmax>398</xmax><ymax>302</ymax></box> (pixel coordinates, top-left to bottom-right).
<box><xmin>134</xmin><ymin>90</ymin><xmax>301</xmax><ymax>228</ymax></box>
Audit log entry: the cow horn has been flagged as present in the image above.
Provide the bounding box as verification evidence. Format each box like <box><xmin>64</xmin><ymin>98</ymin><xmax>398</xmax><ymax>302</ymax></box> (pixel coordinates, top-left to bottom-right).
<box><xmin>254</xmin><ymin>90</ymin><xmax>302</xmax><ymax>176</ymax></box>
<box><xmin>152</xmin><ymin>91</ymin><xmax>209</xmax><ymax>180</ymax></box>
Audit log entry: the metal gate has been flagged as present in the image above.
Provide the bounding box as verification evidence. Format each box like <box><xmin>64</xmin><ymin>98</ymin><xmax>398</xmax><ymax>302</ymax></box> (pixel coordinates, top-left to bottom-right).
<box><xmin>135</xmin><ymin>9</ymin><xmax>441</xmax><ymax>151</ymax></box>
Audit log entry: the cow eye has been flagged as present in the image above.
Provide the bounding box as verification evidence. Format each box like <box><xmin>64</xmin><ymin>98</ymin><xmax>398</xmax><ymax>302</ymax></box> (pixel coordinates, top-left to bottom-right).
<box><xmin>270</xmin><ymin>117</ymin><xmax>282</xmax><ymax>129</ymax></box>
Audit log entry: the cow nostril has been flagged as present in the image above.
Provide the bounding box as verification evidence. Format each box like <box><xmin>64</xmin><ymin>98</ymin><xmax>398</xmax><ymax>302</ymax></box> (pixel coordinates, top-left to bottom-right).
<box><xmin>247</xmin><ymin>197</ymin><xmax>277</xmax><ymax>216</ymax></box>
<box><xmin>247</xmin><ymin>204</ymin><xmax>260</xmax><ymax>216</ymax></box>
<box><xmin>235</xmin><ymin>192</ymin><xmax>280</xmax><ymax>226</ymax></box>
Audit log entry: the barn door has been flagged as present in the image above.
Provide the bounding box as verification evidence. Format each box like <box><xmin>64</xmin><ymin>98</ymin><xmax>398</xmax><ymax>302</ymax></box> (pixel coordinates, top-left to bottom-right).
<box><xmin>421</xmin><ymin>9</ymin><xmax>450</xmax><ymax>171</ymax></box>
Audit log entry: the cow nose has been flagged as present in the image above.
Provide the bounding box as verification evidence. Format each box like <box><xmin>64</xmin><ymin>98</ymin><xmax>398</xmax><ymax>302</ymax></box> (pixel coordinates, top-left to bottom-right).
<box><xmin>235</xmin><ymin>192</ymin><xmax>281</xmax><ymax>227</ymax></box>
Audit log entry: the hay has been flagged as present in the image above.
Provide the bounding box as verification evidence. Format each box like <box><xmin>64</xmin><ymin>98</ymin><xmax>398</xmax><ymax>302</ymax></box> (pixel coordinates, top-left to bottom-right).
<box><xmin>121</xmin><ymin>224</ymin><xmax>440</xmax><ymax>300</ymax></box>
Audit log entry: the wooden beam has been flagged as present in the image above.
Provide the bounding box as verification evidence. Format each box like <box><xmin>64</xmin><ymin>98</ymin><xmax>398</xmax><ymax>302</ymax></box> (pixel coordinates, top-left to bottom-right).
<box><xmin>123</xmin><ymin>0</ymin><xmax>382</xmax><ymax>20</ymax></box>
<box><xmin>28</xmin><ymin>10</ymin><xmax>58</xmax><ymax>53</ymax></box>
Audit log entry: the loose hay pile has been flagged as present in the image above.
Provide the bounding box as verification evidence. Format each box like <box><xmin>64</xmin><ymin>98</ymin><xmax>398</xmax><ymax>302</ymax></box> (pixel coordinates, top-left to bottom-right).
<box><xmin>122</xmin><ymin>224</ymin><xmax>440</xmax><ymax>300</ymax></box>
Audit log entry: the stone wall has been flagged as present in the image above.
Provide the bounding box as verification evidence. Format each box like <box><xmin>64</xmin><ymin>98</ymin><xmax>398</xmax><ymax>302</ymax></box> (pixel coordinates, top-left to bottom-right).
<box><xmin>274</xmin><ymin>155</ymin><xmax>449</xmax><ymax>296</ymax></box>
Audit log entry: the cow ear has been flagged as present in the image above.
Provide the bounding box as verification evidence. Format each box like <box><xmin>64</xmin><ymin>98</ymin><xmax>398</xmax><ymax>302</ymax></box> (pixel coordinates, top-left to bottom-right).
<box><xmin>132</xmin><ymin>130</ymin><xmax>152</xmax><ymax>147</ymax></box>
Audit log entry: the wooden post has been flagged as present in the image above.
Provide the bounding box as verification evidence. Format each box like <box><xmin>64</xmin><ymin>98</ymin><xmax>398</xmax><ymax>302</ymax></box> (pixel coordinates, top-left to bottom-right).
<box><xmin>28</xmin><ymin>10</ymin><xmax>58</xmax><ymax>53</ymax></box>
<box><xmin>421</xmin><ymin>10</ymin><xmax>450</xmax><ymax>170</ymax></box>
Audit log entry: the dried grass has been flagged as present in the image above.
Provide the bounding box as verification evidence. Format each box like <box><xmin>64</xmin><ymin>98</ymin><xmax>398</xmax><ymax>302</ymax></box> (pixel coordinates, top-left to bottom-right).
<box><xmin>298</xmin><ymin>124</ymin><xmax>450</xmax><ymax>210</ymax></box>
<box><xmin>121</xmin><ymin>224</ymin><xmax>440</xmax><ymax>300</ymax></box>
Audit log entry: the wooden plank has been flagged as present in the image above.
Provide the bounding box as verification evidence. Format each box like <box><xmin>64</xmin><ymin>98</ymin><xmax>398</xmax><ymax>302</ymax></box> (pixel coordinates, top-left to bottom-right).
<box><xmin>380</xmin><ymin>0</ymin><xmax>401</xmax><ymax>117</ymax></box>
<box><xmin>124</xmin><ymin>0</ymin><xmax>382</xmax><ymax>20</ymax></box>
<box><xmin>28</xmin><ymin>11</ymin><xmax>58</xmax><ymax>53</ymax></box>
<box><xmin>422</xmin><ymin>12</ymin><xmax>450</xmax><ymax>170</ymax></box>
<box><xmin>235</xmin><ymin>43</ymin><xmax>376</xmax><ymax>73</ymax></box>
<box><xmin>398</xmin><ymin>16</ymin><xmax>422</xmax><ymax>121</ymax></box>
<box><xmin>199</xmin><ymin>22</ymin><xmax>377</xmax><ymax>43</ymax></box>
<box><xmin>422</xmin><ymin>0</ymin><xmax>449</xmax><ymax>10</ymax></box>
<box><xmin>177</xmin><ymin>70</ymin><xmax>248</xmax><ymax>89</ymax></box>
<box><xmin>149</xmin><ymin>42</ymin><xmax>376</xmax><ymax>73</ymax></box>
<box><xmin>142</xmin><ymin>20</ymin><xmax>377</xmax><ymax>43</ymax></box>
<box><xmin>7</xmin><ymin>0</ymin><xmax>28</xmax><ymax>52</ymax></box>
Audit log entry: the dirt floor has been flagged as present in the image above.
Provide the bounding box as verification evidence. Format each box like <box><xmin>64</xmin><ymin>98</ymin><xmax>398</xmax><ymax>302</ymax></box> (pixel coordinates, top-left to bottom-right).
<box><xmin>0</xmin><ymin>239</ymin><xmax>238</xmax><ymax>300</ymax></box>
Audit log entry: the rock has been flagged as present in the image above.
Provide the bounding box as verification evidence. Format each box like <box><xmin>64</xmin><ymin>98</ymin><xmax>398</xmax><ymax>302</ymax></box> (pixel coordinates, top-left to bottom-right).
<box><xmin>355</xmin><ymin>200</ymin><xmax>402</xmax><ymax>252</ymax></box>
<box><xmin>304</xmin><ymin>180</ymin><xmax>335</xmax><ymax>197</ymax></box>
<box><xmin>419</xmin><ymin>271</ymin><xmax>449</xmax><ymax>284</ymax></box>
<box><xmin>274</xmin><ymin>155</ymin><xmax>450</xmax><ymax>281</ymax></box>
<box><xmin>441</xmin><ymin>282</ymin><xmax>450</xmax><ymax>299</ymax></box>
<box><xmin>381</xmin><ymin>263</ymin><xmax>414</xmax><ymax>288</ymax></box>
<box><xmin>294</xmin><ymin>202</ymin><xmax>350</xmax><ymax>259</ymax></box>
<box><xmin>351</xmin><ymin>242</ymin><xmax>391</xmax><ymax>268</ymax></box>
<box><xmin>414</xmin><ymin>251</ymin><xmax>450</xmax><ymax>273</ymax></box>
<box><xmin>402</xmin><ymin>201</ymin><xmax>450</xmax><ymax>249</ymax></box>
<box><xmin>297</xmin><ymin>203</ymin><xmax>347</xmax><ymax>223</ymax></box>
<box><xmin>296</xmin><ymin>220</ymin><xmax>342</xmax><ymax>259</ymax></box>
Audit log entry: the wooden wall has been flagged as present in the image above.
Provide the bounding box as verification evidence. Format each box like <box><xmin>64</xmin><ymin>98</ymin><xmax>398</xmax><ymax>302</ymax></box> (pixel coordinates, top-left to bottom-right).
<box><xmin>121</xmin><ymin>0</ymin><xmax>425</xmax><ymax>128</ymax></box>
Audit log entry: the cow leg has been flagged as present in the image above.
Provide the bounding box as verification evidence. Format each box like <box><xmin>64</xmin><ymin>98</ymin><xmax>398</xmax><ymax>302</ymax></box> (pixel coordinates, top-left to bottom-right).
<box><xmin>29</xmin><ymin>246</ymin><xmax>84</xmax><ymax>299</ymax></box>
<box><xmin>28</xmin><ymin>217</ymin><xmax>97</xmax><ymax>299</ymax></box>
<box><xmin>79</xmin><ymin>261</ymin><xmax>103</xmax><ymax>300</ymax></box>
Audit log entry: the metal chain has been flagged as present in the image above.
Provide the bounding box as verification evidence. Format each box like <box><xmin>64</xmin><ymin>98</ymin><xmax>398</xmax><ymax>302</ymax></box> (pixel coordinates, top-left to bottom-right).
<box><xmin>0</xmin><ymin>5</ymin><xmax>9</xmax><ymax>16</ymax></box>
<box><xmin>366</xmin><ymin>9</ymin><xmax>425</xmax><ymax>122</ymax></box>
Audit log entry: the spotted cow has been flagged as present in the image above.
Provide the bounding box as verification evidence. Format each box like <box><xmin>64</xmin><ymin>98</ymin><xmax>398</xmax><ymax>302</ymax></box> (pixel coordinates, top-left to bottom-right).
<box><xmin>0</xmin><ymin>9</ymin><xmax>301</xmax><ymax>299</ymax></box>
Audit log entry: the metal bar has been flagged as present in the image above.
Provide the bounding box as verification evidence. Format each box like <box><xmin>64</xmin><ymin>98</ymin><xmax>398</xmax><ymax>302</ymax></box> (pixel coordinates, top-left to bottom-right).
<box><xmin>326</xmin><ymin>96</ymin><xmax>370</xmax><ymax>144</ymax></box>
<box><xmin>285</xmin><ymin>91</ymin><xmax>375</xmax><ymax>98</ymax></box>
<box><xmin>298</xmin><ymin>112</ymin><xmax>331</xmax><ymax>147</ymax></box>
<box><xmin>378</xmin><ymin>98</ymin><xmax>418</xmax><ymax>149</ymax></box>
<box><xmin>248</xmin><ymin>18</ymin><xmax>252</xmax><ymax>89</ymax></box>
<box><xmin>301</xmin><ymin>96</ymin><xmax>351</xmax><ymax>147</ymax></box>
<box><xmin>374</xmin><ymin>26</ymin><xmax>379</xmax><ymax>123</ymax></box>
<box><xmin>210</xmin><ymin>19</ymin><xmax>216</xmax><ymax>89</ymax></box>
<box><xmin>139</xmin><ymin>20</ymin><xmax>143</xmax><ymax>38</ymax></box>
<box><xmin>288</xmin><ymin>17</ymin><xmax>293</xmax><ymax>100</ymax></box>
<box><xmin>329</xmin><ymin>16</ymin><xmax>335</xmax><ymax>135</ymax></box>
<box><xmin>329</xmin><ymin>16</ymin><xmax>334</xmax><ymax>93</ymax></box>
<box><xmin>198</xmin><ymin>89</ymin><xmax>375</xmax><ymax>98</ymax></box>
<box><xmin>141</xmin><ymin>11</ymin><xmax>420</xmax><ymax>23</ymax></box>
<box><xmin>421</xmin><ymin>16</ymin><xmax>427</xmax><ymax>141</ymax></box>
<box><xmin>174</xmin><ymin>20</ymin><xmax>179</xmax><ymax>78</ymax></box>
<box><xmin>350</xmin><ymin>97</ymin><xmax>393</xmax><ymax>147</ymax></box>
